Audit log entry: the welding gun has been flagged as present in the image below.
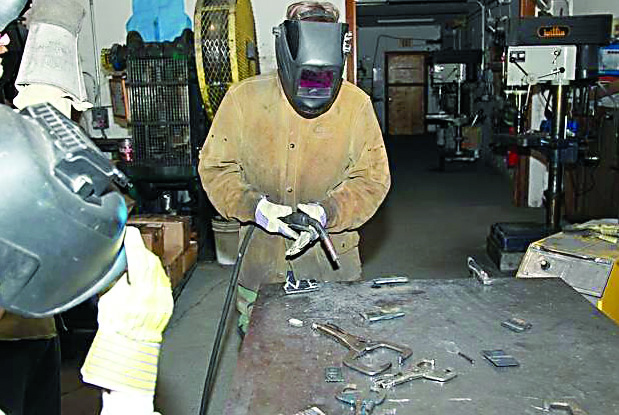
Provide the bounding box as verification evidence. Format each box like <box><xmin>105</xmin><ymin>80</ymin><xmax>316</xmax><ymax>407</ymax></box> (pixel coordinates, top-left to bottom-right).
<box><xmin>280</xmin><ymin>212</ymin><xmax>340</xmax><ymax>268</ymax></box>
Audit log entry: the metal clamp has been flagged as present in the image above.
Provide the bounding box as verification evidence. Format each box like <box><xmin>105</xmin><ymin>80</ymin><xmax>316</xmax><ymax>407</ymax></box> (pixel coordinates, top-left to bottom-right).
<box><xmin>336</xmin><ymin>384</ymin><xmax>386</xmax><ymax>415</ymax></box>
<box><xmin>312</xmin><ymin>322</ymin><xmax>413</xmax><ymax>376</ymax></box>
<box><xmin>373</xmin><ymin>359</ymin><xmax>457</xmax><ymax>389</ymax></box>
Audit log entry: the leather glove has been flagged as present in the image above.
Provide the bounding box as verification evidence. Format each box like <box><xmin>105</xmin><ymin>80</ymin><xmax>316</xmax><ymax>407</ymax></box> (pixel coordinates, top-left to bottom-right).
<box><xmin>285</xmin><ymin>203</ymin><xmax>327</xmax><ymax>257</ymax></box>
<box><xmin>255</xmin><ymin>198</ymin><xmax>299</xmax><ymax>239</ymax></box>
<box><xmin>81</xmin><ymin>226</ymin><xmax>174</xmax><ymax>396</ymax></box>
<box><xmin>297</xmin><ymin>203</ymin><xmax>327</xmax><ymax>227</ymax></box>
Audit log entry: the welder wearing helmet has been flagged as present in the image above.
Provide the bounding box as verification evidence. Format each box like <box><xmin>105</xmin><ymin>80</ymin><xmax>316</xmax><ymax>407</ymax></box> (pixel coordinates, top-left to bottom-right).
<box><xmin>198</xmin><ymin>1</ymin><xmax>390</xmax><ymax>333</ymax></box>
<box><xmin>0</xmin><ymin>1</ymin><xmax>173</xmax><ymax>414</ymax></box>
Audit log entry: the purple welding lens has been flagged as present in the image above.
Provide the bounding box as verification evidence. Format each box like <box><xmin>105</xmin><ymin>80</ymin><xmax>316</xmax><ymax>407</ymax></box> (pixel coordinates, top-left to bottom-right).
<box><xmin>297</xmin><ymin>69</ymin><xmax>335</xmax><ymax>98</ymax></box>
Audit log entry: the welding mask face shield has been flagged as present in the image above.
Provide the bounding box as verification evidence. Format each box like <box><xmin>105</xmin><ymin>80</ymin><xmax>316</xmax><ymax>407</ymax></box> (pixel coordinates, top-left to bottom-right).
<box><xmin>274</xmin><ymin>19</ymin><xmax>351</xmax><ymax>119</ymax></box>
<box><xmin>0</xmin><ymin>103</ymin><xmax>129</xmax><ymax>318</ymax></box>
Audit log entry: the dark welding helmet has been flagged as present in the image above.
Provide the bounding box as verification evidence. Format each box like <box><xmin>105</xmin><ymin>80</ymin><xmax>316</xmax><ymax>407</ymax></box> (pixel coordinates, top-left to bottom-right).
<box><xmin>0</xmin><ymin>103</ymin><xmax>130</xmax><ymax>317</ymax></box>
<box><xmin>0</xmin><ymin>0</ymin><xmax>27</xmax><ymax>31</ymax></box>
<box><xmin>274</xmin><ymin>19</ymin><xmax>351</xmax><ymax>119</ymax></box>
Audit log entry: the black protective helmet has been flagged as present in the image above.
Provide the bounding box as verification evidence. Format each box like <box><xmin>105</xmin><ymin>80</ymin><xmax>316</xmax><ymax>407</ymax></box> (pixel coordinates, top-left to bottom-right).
<box><xmin>274</xmin><ymin>19</ymin><xmax>351</xmax><ymax>119</ymax></box>
<box><xmin>0</xmin><ymin>103</ymin><xmax>129</xmax><ymax>317</ymax></box>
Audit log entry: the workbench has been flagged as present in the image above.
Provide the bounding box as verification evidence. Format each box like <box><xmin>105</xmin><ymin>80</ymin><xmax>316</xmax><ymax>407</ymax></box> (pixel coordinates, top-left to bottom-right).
<box><xmin>225</xmin><ymin>278</ymin><xmax>619</xmax><ymax>415</ymax></box>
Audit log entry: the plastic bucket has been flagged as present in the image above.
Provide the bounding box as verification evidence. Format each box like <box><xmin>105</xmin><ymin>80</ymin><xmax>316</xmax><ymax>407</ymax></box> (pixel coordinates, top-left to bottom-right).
<box><xmin>211</xmin><ymin>217</ymin><xmax>240</xmax><ymax>266</ymax></box>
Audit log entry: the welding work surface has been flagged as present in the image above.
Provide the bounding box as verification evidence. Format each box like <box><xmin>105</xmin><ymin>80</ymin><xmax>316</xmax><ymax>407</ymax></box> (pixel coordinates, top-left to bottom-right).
<box><xmin>224</xmin><ymin>278</ymin><xmax>619</xmax><ymax>415</ymax></box>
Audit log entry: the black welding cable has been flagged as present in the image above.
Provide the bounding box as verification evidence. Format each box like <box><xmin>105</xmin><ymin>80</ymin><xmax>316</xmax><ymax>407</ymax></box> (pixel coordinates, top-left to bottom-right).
<box><xmin>199</xmin><ymin>224</ymin><xmax>255</xmax><ymax>415</ymax></box>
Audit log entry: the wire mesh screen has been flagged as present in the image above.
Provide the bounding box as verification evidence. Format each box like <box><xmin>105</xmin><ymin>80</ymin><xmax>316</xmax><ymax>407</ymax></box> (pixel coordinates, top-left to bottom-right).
<box><xmin>233</xmin><ymin>0</ymin><xmax>258</xmax><ymax>82</ymax></box>
<box><xmin>127</xmin><ymin>56</ymin><xmax>192</xmax><ymax>167</ymax></box>
<box><xmin>195</xmin><ymin>0</ymin><xmax>258</xmax><ymax>121</ymax></box>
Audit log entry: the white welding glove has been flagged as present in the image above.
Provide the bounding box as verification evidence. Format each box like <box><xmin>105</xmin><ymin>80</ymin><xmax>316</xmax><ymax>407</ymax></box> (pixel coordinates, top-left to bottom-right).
<box><xmin>81</xmin><ymin>227</ymin><xmax>173</xmax><ymax>397</ymax></box>
<box><xmin>297</xmin><ymin>203</ymin><xmax>327</xmax><ymax>227</ymax></box>
<box><xmin>255</xmin><ymin>198</ymin><xmax>299</xmax><ymax>239</ymax></box>
<box><xmin>285</xmin><ymin>203</ymin><xmax>327</xmax><ymax>257</ymax></box>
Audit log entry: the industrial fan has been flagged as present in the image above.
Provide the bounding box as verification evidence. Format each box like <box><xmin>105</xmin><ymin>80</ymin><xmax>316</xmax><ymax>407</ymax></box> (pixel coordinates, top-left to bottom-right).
<box><xmin>194</xmin><ymin>0</ymin><xmax>259</xmax><ymax>121</ymax></box>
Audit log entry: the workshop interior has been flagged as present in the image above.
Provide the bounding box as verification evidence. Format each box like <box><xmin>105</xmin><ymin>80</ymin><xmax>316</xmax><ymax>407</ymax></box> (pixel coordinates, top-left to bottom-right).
<box><xmin>1</xmin><ymin>0</ymin><xmax>619</xmax><ymax>414</ymax></box>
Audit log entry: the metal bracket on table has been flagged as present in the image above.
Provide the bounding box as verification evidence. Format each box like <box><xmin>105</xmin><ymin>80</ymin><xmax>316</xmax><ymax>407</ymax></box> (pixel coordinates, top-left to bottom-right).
<box><xmin>544</xmin><ymin>400</ymin><xmax>588</xmax><ymax>415</ymax></box>
<box><xmin>468</xmin><ymin>256</ymin><xmax>493</xmax><ymax>285</ymax></box>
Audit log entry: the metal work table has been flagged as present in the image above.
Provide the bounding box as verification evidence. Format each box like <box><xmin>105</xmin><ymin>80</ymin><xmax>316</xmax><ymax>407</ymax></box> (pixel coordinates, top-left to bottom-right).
<box><xmin>225</xmin><ymin>278</ymin><xmax>619</xmax><ymax>415</ymax></box>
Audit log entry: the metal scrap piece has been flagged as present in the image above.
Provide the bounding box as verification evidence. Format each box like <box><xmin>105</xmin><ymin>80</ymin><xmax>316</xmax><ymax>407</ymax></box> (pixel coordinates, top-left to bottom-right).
<box><xmin>467</xmin><ymin>256</ymin><xmax>493</xmax><ymax>285</ymax></box>
<box><xmin>501</xmin><ymin>317</ymin><xmax>532</xmax><ymax>333</ymax></box>
<box><xmin>371</xmin><ymin>275</ymin><xmax>410</xmax><ymax>288</ymax></box>
<box><xmin>283</xmin><ymin>272</ymin><xmax>320</xmax><ymax>295</ymax></box>
<box><xmin>325</xmin><ymin>367</ymin><xmax>345</xmax><ymax>383</ymax></box>
<box><xmin>291</xmin><ymin>407</ymin><xmax>327</xmax><ymax>415</ymax></box>
<box><xmin>360</xmin><ymin>309</ymin><xmax>405</xmax><ymax>323</ymax></box>
<box><xmin>482</xmin><ymin>350</ymin><xmax>520</xmax><ymax>367</ymax></box>
<box><xmin>544</xmin><ymin>399</ymin><xmax>588</xmax><ymax>415</ymax></box>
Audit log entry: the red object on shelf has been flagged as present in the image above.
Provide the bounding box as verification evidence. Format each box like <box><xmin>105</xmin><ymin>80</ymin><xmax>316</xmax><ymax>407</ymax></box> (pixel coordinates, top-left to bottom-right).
<box><xmin>507</xmin><ymin>148</ymin><xmax>519</xmax><ymax>168</ymax></box>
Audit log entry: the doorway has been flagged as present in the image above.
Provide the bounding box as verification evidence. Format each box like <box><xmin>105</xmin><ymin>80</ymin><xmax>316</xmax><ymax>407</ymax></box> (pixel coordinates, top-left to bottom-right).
<box><xmin>385</xmin><ymin>53</ymin><xmax>427</xmax><ymax>136</ymax></box>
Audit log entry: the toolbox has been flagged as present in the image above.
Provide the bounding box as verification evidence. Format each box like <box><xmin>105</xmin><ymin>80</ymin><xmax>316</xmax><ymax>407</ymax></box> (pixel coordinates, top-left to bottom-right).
<box><xmin>489</xmin><ymin>222</ymin><xmax>549</xmax><ymax>252</ymax></box>
<box><xmin>487</xmin><ymin>222</ymin><xmax>549</xmax><ymax>271</ymax></box>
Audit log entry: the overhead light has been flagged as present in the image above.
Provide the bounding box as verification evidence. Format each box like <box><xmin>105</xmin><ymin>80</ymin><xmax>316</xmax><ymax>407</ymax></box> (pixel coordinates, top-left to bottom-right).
<box><xmin>376</xmin><ymin>18</ymin><xmax>436</xmax><ymax>24</ymax></box>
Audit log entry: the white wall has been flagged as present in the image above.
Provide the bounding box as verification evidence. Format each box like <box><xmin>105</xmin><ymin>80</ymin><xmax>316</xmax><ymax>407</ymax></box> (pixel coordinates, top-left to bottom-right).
<box><xmin>573</xmin><ymin>0</ymin><xmax>619</xmax><ymax>16</ymax></box>
<box><xmin>254</xmin><ymin>0</ymin><xmax>346</xmax><ymax>74</ymax></box>
<box><xmin>356</xmin><ymin>25</ymin><xmax>441</xmax><ymax>131</ymax></box>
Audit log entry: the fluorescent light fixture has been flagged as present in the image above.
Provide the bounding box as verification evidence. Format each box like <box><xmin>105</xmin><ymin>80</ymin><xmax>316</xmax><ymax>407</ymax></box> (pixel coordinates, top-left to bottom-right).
<box><xmin>376</xmin><ymin>18</ymin><xmax>436</xmax><ymax>24</ymax></box>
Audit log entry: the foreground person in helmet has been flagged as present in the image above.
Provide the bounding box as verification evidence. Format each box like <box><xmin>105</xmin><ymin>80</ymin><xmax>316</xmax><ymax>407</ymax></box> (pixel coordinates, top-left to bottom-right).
<box><xmin>0</xmin><ymin>1</ymin><xmax>173</xmax><ymax>414</ymax></box>
<box><xmin>198</xmin><ymin>1</ymin><xmax>390</xmax><ymax>333</ymax></box>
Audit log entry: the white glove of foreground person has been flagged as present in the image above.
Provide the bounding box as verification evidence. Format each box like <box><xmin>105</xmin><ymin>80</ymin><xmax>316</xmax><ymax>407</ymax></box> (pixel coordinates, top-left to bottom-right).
<box><xmin>81</xmin><ymin>226</ymin><xmax>173</xmax><ymax>414</ymax></box>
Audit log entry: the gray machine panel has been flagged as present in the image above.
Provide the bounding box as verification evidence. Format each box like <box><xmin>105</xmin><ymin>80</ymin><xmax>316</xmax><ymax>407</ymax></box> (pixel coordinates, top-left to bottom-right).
<box><xmin>506</xmin><ymin>45</ymin><xmax>577</xmax><ymax>86</ymax></box>
<box><xmin>518</xmin><ymin>246</ymin><xmax>612</xmax><ymax>297</ymax></box>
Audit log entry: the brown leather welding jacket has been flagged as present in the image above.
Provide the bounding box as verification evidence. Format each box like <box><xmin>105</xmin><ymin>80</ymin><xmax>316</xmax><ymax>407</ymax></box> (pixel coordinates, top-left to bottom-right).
<box><xmin>198</xmin><ymin>73</ymin><xmax>390</xmax><ymax>292</ymax></box>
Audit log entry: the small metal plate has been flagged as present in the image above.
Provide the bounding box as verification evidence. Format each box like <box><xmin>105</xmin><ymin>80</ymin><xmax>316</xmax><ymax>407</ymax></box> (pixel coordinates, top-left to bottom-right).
<box><xmin>360</xmin><ymin>310</ymin><xmax>405</xmax><ymax>322</ymax></box>
<box><xmin>482</xmin><ymin>350</ymin><xmax>520</xmax><ymax>367</ymax></box>
<box><xmin>325</xmin><ymin>367</ymin><xmax>345</xmax><ymax>383</ymax></box>
<box><xmin>501</xmin><ymin>317</ymin><xmax>532</xmax><ymax>333</ymax></box>
<box><xmin>293</xmin><ymin>407</ymin><xmax>327</xmax><ymax>415</ymax></box>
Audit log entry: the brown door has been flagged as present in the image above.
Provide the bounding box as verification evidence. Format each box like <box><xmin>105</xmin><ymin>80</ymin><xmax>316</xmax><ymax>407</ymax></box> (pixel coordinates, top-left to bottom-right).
<box><xmin>386</xmin><ymin>53</ymin><xmax>426</xmax><ymax>136</ymax></box>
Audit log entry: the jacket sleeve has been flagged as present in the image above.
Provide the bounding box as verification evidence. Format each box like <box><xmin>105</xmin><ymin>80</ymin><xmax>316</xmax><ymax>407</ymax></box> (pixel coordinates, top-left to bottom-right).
<box><xmin>321</xmin><ymin>98</ymin><xmax>391</xmax><ymax>233</ymax></box>
<box><xmin>198</xmin><ymin>87</ymin><xmax>262</xmax><ymax>222</ymax></box>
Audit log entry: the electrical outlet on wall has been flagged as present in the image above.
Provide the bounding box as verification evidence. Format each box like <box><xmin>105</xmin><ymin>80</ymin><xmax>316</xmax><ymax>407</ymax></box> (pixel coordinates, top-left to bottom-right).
<box><xmin>91</xmin><ymin>107</ymin><xmax>109</xmax><ymax>131</ymax></box>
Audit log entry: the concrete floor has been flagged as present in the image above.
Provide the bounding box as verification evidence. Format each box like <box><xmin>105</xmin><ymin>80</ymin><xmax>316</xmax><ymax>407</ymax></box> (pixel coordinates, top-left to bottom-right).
<box><xmin>61</xmin><ymin>136</ymin><xmax>543</xmax><ymax>414</ymax></box>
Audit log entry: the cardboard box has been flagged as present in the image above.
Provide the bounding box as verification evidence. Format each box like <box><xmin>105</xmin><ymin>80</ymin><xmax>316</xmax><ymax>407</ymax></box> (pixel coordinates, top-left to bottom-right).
<box><xmin>163</xmin><ymin>244</ymin><xmax>185</xmax><ymax>288</ymax></box>
<box><xmin>129</xmin><ymin>214</ymin><xmax>191</xmax><ymax>253</ymax></box>
<box><xmin>462</xmin><ymin>126</ymin><xmax>481</xmax><ymax>150</ymax></box>
<box><xmin>182</xmin><ymin>241</ymin><xmax>199</xmax><ymax>274</ymax></box>
<box><xmin>135</xmin><ymin>224</ymin><xmax>165</xmax><ymax>258</ymax></box>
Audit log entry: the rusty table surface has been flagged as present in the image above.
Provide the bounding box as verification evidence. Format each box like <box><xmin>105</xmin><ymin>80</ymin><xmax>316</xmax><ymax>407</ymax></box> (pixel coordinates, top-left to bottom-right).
<box><xmin>224</xmin><ymin>278</ymin><xmax>619</xmax><ymax>415</ymax></box>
